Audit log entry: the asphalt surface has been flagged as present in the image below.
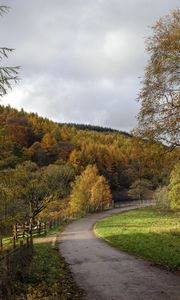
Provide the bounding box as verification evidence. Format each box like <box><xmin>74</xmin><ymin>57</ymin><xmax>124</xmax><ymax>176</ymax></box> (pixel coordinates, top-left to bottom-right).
<box><xmin>58</xmin><ymin>204</ymin><xmax>180</xmax><ymax>300</ymax></box>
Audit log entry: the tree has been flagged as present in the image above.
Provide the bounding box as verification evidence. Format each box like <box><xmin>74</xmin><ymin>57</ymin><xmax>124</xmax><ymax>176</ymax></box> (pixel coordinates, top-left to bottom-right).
<box><xmin>44</xmin><ymin>163</ymin><xmax>75</xmax><ymax>199</ymax></box>
<box><xmin>0</xmin><ymin>6</ymin><xmax>19</xmax><ymax>97</ymax></box>
<box><xmin>168</xmin><ymin>163</ymin><xmax>180</xmax><ymax>209</ymax></box>
<box><xmin>29</xmin><ymin>142</ymin><xmax>47</xmax><ymax>166</ymax></box>
<box><xmin>136</xmin><ymin>9</ymin><xmax>180</xmax><ymax>147</ymax></box>
<box><xmin>128</xmin><ymin>179</ymin><xmax>152</xmax><ymax>200</ymax></box>
<box><xmin>41</xmin><ymin>132</ymin><xmax>56</xmax><ymax>150</ymax></box>
<box><xmin>70</xmin><ymin>165</ymin><xmax>99</xmax><ymax>214</ymax></box>
<box><xmin>90</xmin><ymin>176</ymin><xmax>112</xmax><ymax>211</ymax></box>
<box><xmin>70</xmin><ymin>165</ymin><xmax>112</xmax><ymax>214</ymax></box>
<box><xmin>153</xmin><ymin>186</ymin><xmax>170</xmax><ymax>210</ymax></box>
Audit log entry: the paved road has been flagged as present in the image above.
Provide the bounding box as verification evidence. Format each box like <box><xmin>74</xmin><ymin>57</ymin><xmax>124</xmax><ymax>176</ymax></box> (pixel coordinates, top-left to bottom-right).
<box><xmin>58</xmin><ymin>205</ymin><xmax>180</xmax><ymax>300</ymax></box>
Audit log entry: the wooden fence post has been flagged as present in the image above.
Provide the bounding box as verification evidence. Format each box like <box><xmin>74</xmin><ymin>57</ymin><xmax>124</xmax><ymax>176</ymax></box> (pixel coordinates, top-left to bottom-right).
<box><xmin>6</xmin><ymin>250</ymin><xmax>10</xmax><ymax>272</ymax></box>
<box><xmin>22</xmin><ymin>224</ymin><xmax>25</xmax><ymax>239</ymax></box>
<box><xmin>44</xmin><ymin>222</ymin><xmax>47</xmax><ymax>235</ymax></box>
<box><xmin>30</xmin><ymin>234</ymin><xmax>33</xmax><ymax>246</ymax></box>
<box><xmin>13</xmin><ymin>223</ymin><xmax>17</xmax><ymax>240</ymax></box>
<box><xmin>0</xmin><ymin>237</ymin><xmax>2</xmax><ymax>250</ymax></box>
<box><xmin>13</xmin><ymin>236</ymin><xmax>16</xmax><ymax>249</ymax></box>
<box><xmin>38</xmin><ymin>221</ymin><xmax>41</xmax><ymax>235</ymax></box>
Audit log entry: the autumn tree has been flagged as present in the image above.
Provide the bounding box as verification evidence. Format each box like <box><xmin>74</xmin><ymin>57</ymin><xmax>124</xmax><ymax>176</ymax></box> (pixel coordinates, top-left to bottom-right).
<box><xmin>41</xmin><ymin>132</ymin><xmax>56</xmax><ymax>150</ymax></box>
<box><xmin>70</xmin><ymin>165</ymin><xmax>112</xmax><ymax>214</ymax></box>
<box><xmin>0</xmin><ymin>6</ymin><xmax>19</xmax><ymax>97</ymax></box>
<box><xmin>29</xmin><ymin>142</ymin><xmax>47</xmax><ymax>166</ymax></box>
<box><xmin>6</xmin><ymin>116</ymin><xmax>34</xmax><ymax>147</ymax></box>
<box><xmin>90</xmin><ymin>176</ymin><xmax>112</xmax><ymax>211</ymax></box>
<box><xmin>136</xmin><ymin>9</ymin><xmax>180</xmax><ymax>147</ymax></box>
<box><xmin>70</xmin><ymin>165</ymin><xmax>98</xmax><ymax>214</ymax></box>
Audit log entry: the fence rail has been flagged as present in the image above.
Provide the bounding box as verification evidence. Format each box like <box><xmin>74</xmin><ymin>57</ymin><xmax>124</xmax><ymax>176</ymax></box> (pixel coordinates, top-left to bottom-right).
<box><xmin>0</xmin><ymin>216</ymin><xmax>62</xmax><ymax>297</ymax></box>
<box><xmin>113</xmin><ymin>199</ymin><xmax>154</xmax><ymax>208</ymax></box>
<box><xmin>0</xmin><ymin>216</ymin><xmax>63</xmax><ymax>252</ymax></box>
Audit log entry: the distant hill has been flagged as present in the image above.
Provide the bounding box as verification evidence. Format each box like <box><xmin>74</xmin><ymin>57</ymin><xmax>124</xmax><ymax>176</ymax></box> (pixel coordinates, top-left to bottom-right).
<box><xmin>59</xmin><ymin>122</ymin><xmax>131</xmax><ymax>137</ymax></box>
<box><xmin>0</xmin><ymin>104</ymin><xmax>175</xmax><ymax>193</ymax></box>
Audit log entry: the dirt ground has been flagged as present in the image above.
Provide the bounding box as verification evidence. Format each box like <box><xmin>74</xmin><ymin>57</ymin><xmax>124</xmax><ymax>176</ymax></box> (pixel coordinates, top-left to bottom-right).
<box><xmin>58</xmin><ymin>204</ymin><xmax>180</xmax><ymax>300</ymax></box>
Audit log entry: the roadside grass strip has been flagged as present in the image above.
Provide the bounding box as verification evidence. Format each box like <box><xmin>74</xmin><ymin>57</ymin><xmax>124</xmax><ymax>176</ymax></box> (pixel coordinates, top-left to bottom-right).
<box><xmin>15</xmin><ymin>224</ymin><xmax>83</xmax><ymax>299</ymax></box>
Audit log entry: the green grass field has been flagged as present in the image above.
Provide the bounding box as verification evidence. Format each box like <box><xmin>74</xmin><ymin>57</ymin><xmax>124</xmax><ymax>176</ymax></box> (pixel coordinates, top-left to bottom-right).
<box><xmin>95</xmin><ymin>207</ymin><xmax>180</xmax><ymax>270</ymax></box>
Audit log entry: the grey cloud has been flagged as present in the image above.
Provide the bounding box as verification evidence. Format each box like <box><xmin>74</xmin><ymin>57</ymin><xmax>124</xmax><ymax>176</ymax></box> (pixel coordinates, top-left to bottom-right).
<box><xmin>1</xmin><ymin>0</ymin><xmax>179</xmax><ymax>131</ymax></box>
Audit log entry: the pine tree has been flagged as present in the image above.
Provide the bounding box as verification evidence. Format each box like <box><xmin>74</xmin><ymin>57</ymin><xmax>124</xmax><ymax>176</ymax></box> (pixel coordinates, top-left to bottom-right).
<box><xmin>0</xmin><ymin>6</ymin><xmax>19</xmax><ymax>97</ymax></box>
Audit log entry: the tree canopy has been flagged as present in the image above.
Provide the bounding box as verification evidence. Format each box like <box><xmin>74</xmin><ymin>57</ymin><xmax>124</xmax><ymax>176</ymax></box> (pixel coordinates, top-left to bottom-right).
<box><xmin>136</xmin><ymin>9</ymin><xmax>180</xmax><ymax>147</ymax></box>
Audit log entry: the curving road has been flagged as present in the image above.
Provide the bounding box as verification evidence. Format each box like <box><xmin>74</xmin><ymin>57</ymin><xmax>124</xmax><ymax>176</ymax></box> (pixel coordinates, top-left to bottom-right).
<box><xmin>58</xmin><ymin>204</ymin><xmax>180</xmax><ymax>300</ymax></box>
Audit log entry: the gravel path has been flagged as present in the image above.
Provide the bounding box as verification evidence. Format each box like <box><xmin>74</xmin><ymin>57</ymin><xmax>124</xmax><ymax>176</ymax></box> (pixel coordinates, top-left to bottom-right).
<box><xmin>58</xmin><ymin>205</ymin><xmax>180</xmax><ymax>300</ymax></box>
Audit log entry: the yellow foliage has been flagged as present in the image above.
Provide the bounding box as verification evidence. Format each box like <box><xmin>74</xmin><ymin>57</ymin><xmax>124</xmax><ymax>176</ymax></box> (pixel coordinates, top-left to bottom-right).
<box><xmin>70</xmin><ymin>165</ymin><xmax>112</xmax><ymax>214</ymax></box>
<box><xmin>90</xmin><ymin>176</ymin><xmax>112</xmax><ymax>211</ymax></box>
<box><xmin>41</xmin><ymin>132</ymin><xmax>56</xmax><ymax>150</ymax></box>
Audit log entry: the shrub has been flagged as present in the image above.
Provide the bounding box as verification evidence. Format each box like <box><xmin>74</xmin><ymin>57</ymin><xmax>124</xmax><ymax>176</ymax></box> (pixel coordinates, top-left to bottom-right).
<box><xmin>153</xmin><ymin>186</ymin><xmax>171</xmax><ymax>210</ymax></box>
<box><xmin>168</xmin><ymin>163</ymin><xmax>180</xmax><ymax>210</ymax></box>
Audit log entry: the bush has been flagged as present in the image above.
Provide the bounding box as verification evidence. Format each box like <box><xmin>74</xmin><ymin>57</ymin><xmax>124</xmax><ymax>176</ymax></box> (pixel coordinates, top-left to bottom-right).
<box><xmin>154</xmin><ymin>186</ymin><xmax>171</xmax><ymax>210</ymax></box>
<box><xmin>168</xmin><ymin>163</ymin><xmax>180</xmax><ymax>210</ymax></box>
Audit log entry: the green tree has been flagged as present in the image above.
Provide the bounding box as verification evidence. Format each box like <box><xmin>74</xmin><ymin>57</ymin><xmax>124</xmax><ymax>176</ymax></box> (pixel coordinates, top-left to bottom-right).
<box><xmin>168</xmin><ymin>163</ymin><xmax>180</xmax><ymax>209</ymax></box>
<box><xmin>128</xmin><ymin>179</ymin><xmax>152</xmax><ymax>200</ymax></box>
<box><xmin>0</xmin><ymin>169</ymin><xmax>23</xmax><ymax>235</ymax></box>
<box><xmin>154</xmin><ymin>186</ymin><xmax>170</xmax><ymax>210</ymax></box>
<box><xmin>136</xmin><ymin>9</ymin><xmax>180</xmax><ymax>147</ymax></box>
<box><xmin>0</xmin><ymin>6</ymin><xmax>19</xmax><ymax>97</ymax></box>
<box><xmin>44</xmin><ymin>163</ymin><xmax>75</xmax><ymax>200</ymax></box>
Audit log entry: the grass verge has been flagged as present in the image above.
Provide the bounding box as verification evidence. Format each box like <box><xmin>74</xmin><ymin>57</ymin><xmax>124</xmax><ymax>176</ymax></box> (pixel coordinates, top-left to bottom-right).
<box><xmin>15</xmin><ymin>224</ymin><xmax>83</xmax><ymax>299</ymax></box>
<box><xmin>94</xmin><ymin>207</ymin><xmax>180</xmax><ymax>270</ymax></box>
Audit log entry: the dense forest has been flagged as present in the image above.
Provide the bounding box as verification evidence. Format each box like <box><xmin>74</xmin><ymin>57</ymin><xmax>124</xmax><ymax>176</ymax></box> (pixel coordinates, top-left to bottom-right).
<box><xmin>59</xmin><ymin>123</ymin><xmax>131</xmax><ymax>136</ymax></box>
<box><xmin>0</xmin><ymin>105</ymin><xmax>179</xmax><ymax>235</ymax></box>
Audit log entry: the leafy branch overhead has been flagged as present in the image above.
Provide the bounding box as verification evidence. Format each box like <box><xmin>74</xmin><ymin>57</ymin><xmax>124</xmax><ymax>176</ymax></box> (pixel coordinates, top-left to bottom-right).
<box><xmin>136</xmin><ymin>9</ymin><xmax>180</xmax><ymax>147</ymax></box>
<box><xmin>0</xmin><ymin>5</ymin><xmax>20</xmax><ymax>97</ymax></box>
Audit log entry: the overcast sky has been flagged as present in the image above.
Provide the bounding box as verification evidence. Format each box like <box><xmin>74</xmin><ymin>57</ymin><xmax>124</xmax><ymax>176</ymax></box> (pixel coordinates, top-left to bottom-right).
<box><xmin>1</xmin><ymin>0</ymin><xmax>179</xmax><ymax>132</ymax></box>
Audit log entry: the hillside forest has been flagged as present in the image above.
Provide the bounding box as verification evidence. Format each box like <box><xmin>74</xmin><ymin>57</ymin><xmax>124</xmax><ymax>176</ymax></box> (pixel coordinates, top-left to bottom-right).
<box><xmin>0</xmin><ymin>105</ymin><xmax>179</xmax><ymax>236</ymax></box>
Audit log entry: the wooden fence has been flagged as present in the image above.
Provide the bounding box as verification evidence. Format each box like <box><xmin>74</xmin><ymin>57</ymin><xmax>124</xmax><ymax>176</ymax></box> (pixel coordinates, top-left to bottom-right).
<box><xmin>0</xmin><ymin>216</ymin><xmax>62</xmax><ymax>297</ymax></box>
<box><xmin>113</xmin><ymin>199</ymin><xmax>153</xmax><ymax>208</ymax></box>
<box><xmin>0</xmin><ymin>216</ymin><xmax>62</xmax><ymax>251</ymax></box>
